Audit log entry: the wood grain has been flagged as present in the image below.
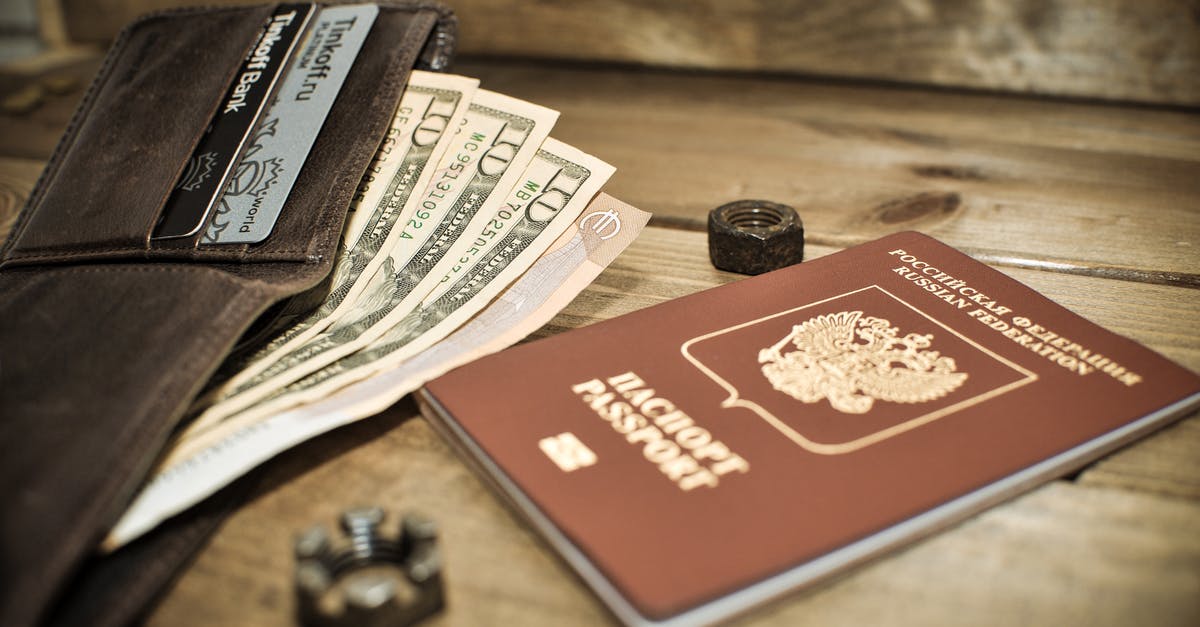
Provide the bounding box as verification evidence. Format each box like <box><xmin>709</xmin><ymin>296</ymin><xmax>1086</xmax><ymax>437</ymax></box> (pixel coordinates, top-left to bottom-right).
<box><xmin>56</xmin><ymin>0</ymin><xmax>1200</xmax><ymax>105</ymax></box>
<box><xmin>455</xmin><ymin>60</ymin><xmax>1200</xmax><ymax>283</ymax></box>
<box><xmin>1079</xmin><ymin>417</ymin><xmax>1200</xmax><ymax>499</ymax></box>
<box><xmin>737</xmin><ymin>482</ymin><xmax>1200</xmax><ymax>627</ymax></box>
<box><xmin>451</xmin><ymin>0</ymin><xmax>1200</xmax><ymax>106</ymax></box>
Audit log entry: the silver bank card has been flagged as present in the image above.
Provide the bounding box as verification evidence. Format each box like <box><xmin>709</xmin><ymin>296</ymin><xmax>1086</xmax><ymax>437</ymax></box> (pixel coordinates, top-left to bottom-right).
<box><xmin>201</xmin><ymin>3</ymin><xmax>380</xmax><ymax>245</ymax></box>
<box><xmin>153</xmin><ymin>4</ymin><xmax>314</xmax><ymax>240</ymax></box>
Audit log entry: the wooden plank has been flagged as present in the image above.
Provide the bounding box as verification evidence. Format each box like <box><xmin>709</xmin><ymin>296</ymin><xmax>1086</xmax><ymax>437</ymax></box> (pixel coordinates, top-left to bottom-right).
<box><xmin>456</xmin><ymin>60</ymin><xmax>1200</xmax><ymax>282</ymax></box>
<box><xmin>1079</xmin><ymin>417</ymin><xmax>1200</xmax><ymax>499</ymax></box>
<box><xmin>57</xmin><ymin>0</ymin><xmax>1200</xmax><ymax>105</ymax></box>
<box><xmin>738</xmin><ymin>482</ymin><xmax>1200</xmax><ymax>627</ymax></box>
<box><xmin>2</xmin><ymin>150</ymin><xmax>1195</xmax><ymax>492</ymax></box>
<box><xmin>453</xmin><ymin>0</ymin><xmax>1200</xmax><ymax>106</ymax></box>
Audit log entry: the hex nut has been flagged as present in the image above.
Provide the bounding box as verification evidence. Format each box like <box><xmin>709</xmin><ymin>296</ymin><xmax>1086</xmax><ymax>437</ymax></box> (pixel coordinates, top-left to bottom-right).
<box><xmin>707</xmin><ymin>200</ymin><xmax>804</xmax><ymax>275</ymax></box>
<box><xmin>296</xmin><ymin>509</ymin><xmax>445</xmax><ymax>627</ymax></box>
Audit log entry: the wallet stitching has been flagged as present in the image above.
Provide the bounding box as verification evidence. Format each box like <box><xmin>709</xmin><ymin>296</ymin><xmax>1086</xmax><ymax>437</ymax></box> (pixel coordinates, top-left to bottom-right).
<box><xmin>1</xmin><ymin>5</ymin><xmax>278</xmax><ymax>267</ymax></box>
<box><xmin>0</xmin><ymin>6</ymin><xmax>279</xmax><ymax>601</ymax></box>
<box><xmin>0</xmin><ymin>249</ymin><xmax>319</xmax><ymax>264</ymax></box>
<box><xmin>2</xmin><ymin>3</ymin><xmax>453</xmax><ymax>268</ymax></box>
<box><xmin>103</xmin><ymin>290</ymin><xmax>267</xmax><ymax>607</ymax></box>
<box><xmin>23</xmin><ymin>264</ymin><xmax>257</xmax><ymax>277</ymax></box>
<box><xmin>82</xmin><ymin>290</ymin><xmax>266</xmax><ymax>625</ymax></box>
<box><xmin>13</xmin><ymin>262</ymin><xmax>262</xmax><ymax>627</ymax></box>
<box><xmin>0</xmin><ymin>12</ymin><xmax>134</xmax><ymax>263</ymax></box>
<box><xmin>147</xmin><ymin>7</ymin><xmax>280</xmax><ymax>253</ymax></box>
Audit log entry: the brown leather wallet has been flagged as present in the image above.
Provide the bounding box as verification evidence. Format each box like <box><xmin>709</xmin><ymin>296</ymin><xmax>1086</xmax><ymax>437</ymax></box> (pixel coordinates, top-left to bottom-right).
<box><xmin>0</xmin><ymin>4</ymin><xmax>455</xmax><ymax>625</ymax></box>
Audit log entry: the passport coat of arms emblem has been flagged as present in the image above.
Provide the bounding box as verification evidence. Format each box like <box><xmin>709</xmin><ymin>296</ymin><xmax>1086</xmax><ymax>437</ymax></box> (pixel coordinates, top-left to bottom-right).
<box><xmin>758</xmin><ymin>310</ymin><xmax>968</xmax><ymax>414</ymax></box>
<box><xmin>681</xmin><ymin>285</ymin><xmax>1038</xmax><ymax>455</ymax></box>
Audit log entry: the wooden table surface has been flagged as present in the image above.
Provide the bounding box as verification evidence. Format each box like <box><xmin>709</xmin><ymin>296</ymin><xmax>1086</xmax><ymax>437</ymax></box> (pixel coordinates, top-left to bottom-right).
<box><xmin>2</xmin><ymin>56</ymin><xmax>1198</xmax><ymax>626</ymax></box>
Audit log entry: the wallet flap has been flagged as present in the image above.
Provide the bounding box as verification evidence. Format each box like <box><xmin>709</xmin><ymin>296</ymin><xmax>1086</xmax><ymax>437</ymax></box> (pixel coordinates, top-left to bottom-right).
<box><xmin>0</xmin><ymin>5</ymin><xmax>276</xmax><ymax>265</ymax></box>
<box><xmin>0</xmin><ymin>264</ymin><xmax>271</xmax><ymax>627</ymax></box>
<box><xmin>0</xmin><ymin>2</ymin><xmax>453</xmax><ymax>269</ymax></box>
<box><xmin>0</xmin><ymin>4</ymin><xmax>457</xmax><ymax>626</ymax></box>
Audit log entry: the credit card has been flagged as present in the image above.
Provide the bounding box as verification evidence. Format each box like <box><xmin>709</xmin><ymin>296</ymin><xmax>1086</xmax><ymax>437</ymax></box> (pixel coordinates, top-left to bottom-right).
<box><xmin>152</xmin><ymin>4</ymin><xmax>314</xmax><ymax>240</ymax></box>
<box><xmin>201</xmin><ymin>4</ymin><xmax>380</xmax><ymax>245</ymax></box>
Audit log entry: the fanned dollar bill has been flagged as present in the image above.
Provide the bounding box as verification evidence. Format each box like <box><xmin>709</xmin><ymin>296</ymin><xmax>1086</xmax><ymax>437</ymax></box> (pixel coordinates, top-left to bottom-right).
<box><xmin>199</xmin><ymin>71</ymin><xmax>477</xmax><ymax>407</ymax></box>
<box><xmin>183</xmin><ymin>138</ymin><xmax>613</xmax><ymax>433</ymax></box>
<box><xmin>188</xmin><ymin>89</ymin><xmax>558</xmax><ymax>430</ymax></box>
<box><xmin>106</xmin><ymin>194</ymin><xmax>649</xmax><ymax>550</ymax></box>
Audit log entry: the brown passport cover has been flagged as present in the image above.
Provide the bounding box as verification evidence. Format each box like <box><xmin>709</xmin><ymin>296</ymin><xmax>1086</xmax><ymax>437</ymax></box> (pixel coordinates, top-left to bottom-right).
<box><xmin>419</xmin><ymin>231</ymin><xmax>1200</xmax><ymax>626</ymax></box>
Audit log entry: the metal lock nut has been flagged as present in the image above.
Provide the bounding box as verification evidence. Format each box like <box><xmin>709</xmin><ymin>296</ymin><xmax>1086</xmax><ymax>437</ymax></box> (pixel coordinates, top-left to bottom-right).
<box><xmin>707</xmin><ymin>200</ymin><xmax>805</xmax><ymax>275</ymax></box>
<box><xmin>295</xmin><ymin>507</ymin><xmax>444</xmax><ymax>627</ymax></box>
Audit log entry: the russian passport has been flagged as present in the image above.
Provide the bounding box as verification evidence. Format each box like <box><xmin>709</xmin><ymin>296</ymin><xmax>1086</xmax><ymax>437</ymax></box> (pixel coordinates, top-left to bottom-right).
<box><xmin>418</xmin><ymin>231</ymin><xmax>1200</xmax><ymax>626</ymax></box>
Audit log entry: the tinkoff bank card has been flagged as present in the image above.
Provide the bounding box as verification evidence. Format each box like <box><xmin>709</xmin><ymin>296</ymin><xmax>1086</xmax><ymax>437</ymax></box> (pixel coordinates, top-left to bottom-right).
<box><xmin>201</xmin><ymin>4</ymin><xmax>379</xmax><ymax>245</ymax></box>
<box><xmin>153</xmin><ymin>4</ymin><xmax>314</xmax><ymax>240</ymax></box>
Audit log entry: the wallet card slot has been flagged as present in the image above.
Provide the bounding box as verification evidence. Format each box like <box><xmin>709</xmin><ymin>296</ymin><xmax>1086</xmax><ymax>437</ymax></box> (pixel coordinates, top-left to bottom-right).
<box><xmin>164</xmin><ymin>4</ymin><xmax>444</xmax><ymax>265</ymax></box>
<box><xmin>0</xmin><ymin>5</ymin><xmax>278</xmax><ymax>267</ymax></box>
<box><xmin>2</xmin><ymin>3</ymin><xmax>451</xmax><ymax>271</ymax></box>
